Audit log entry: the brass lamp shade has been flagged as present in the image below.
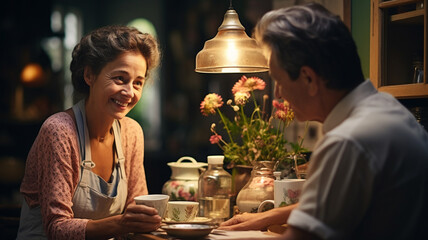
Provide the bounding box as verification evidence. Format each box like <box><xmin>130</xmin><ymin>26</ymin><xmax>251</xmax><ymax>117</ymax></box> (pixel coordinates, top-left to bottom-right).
<box><xmin>195</xmin><ymin>9</ymin><xmax>268</xmax><ymax>73</ymax></box>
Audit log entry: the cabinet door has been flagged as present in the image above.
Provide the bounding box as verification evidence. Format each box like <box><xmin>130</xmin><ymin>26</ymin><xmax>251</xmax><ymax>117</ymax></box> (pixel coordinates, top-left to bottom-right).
<box><xmin>370</xmin><ymin>0</ymin><xmax>428</xmax><ymax>98</ymax></box>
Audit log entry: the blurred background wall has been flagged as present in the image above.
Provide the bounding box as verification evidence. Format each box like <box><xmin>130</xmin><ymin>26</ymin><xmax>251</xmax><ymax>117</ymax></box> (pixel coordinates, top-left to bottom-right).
<box><xmin>3</xmin><ymin>0</ymin><xmax>369</xmax><ymax>199</ymax></box>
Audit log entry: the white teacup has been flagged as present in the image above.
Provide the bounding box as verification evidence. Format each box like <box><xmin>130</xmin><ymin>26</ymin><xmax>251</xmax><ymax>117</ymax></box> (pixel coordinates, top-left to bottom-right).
<box><xmin>166</xmin><ymin>201</ymin><xmax>199</xmax><ymax>222</ymax></box>
<box><xmin>258</xmin><ymin>179</ymin><xmax>306</xmax><ymax>212</ymax></box>
<box><xmin>134</xmin><ymin>194</ymin><xmax>170</xmax><ymax>218</ymax></box>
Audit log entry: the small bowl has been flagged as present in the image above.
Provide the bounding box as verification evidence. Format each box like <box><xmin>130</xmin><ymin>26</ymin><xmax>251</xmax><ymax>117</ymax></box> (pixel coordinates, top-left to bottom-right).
<box><xmin>161</xmin><ymin>224</ymin><xmax>215</xmax><ymax>238</ymax></box>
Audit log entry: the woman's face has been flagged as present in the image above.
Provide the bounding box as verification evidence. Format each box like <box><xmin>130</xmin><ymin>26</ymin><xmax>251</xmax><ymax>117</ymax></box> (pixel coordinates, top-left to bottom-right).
<box><xmin>87</xmin><ymin>51</ymin><xmax>147</xmax><ymax>120</ymax></box>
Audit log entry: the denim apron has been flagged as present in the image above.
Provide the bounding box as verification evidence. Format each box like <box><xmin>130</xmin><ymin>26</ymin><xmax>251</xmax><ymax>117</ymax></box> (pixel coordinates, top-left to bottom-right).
<box><xmin>17</xmin><ymin>100</ymin><xmax>128</xmax><ymax>239</ymax></box>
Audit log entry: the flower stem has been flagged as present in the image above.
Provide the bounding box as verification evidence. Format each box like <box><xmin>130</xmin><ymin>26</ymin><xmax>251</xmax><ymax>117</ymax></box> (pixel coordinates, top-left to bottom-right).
<box><xmin>251</xmin><ymin>91</ymin><xmax>262</xmax><ymax>119</ymax></box>
<box><xmin>217</xmin><ymin>142</ymin><xmax>225</xmax><ymax>151</ymax></box>
<box><xmin>217</xmin><ymin>108</ymin><xmax>235</xmax><ymax>144</ymax></box>
<box><xmin>298</xmin><ymin>121</ymin><xmax>309</xmax><ymax>152</ymax></box>
<box><xmin>241</xmin><ymin>106</ymin><xmax>251</xmax><ymax>141</ymax></box>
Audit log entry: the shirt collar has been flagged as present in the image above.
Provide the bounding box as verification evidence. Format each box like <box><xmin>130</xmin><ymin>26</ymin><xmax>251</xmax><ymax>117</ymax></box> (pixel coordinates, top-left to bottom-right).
<box><xmin>323</xmin><ymin>80</ymin><xmax>377</xmax><ymax>133</ymax></box>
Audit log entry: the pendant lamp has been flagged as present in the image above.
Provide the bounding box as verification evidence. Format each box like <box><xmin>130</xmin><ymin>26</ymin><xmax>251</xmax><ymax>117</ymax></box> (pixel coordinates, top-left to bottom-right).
<box><xmin>195</xmin><ymin>1</ymin><xmax>268</xmax><ymax>73</ymax></box>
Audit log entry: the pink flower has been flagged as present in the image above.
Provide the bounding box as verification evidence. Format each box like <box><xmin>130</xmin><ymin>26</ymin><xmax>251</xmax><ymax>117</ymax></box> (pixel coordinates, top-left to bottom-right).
<box><xmin>287</xmin><ymin>189</ymin><xmax>301</xmax><ymax>199</ymax></box>
<box><xmin>272</xmin><ymin>100</ymin><xmax>284</xmax><ymax>111</ymax></box>
<box><xmin>232</xmin><ymin>76</ymin><xmax>266</xmax><ymax>94</ymax></box>
<box><xmin>273</xmin><ymin>100</ymin><xmax>294</xmax><ymax>122</ymax></box>
<box><xmin>200</xmin><ymin>93</ymin><xmax>224</xmax><ymax>116</ymax></box>
<box><xmin>170</xmin><ymin>181</ymin><xmax>180</xmax><ymax>188</ymax></box>
<box><xmin>273</xmin><ymin>99</ymin><xmax>290</xmax><ymax>111</ymax></box>
<box><xmin>178</xmin><ymin>188</ymin><xmax>192</xmax><ymax>200</ymax></box>
<box><xmin>209</xmin><ymin>134</ymin><xmax>222</xmax><ymax>144</ymax></box>
<box><xmin>275</xmin><ymin>110</ymin><xmax>287</xmax><ymax>121</ymax></box>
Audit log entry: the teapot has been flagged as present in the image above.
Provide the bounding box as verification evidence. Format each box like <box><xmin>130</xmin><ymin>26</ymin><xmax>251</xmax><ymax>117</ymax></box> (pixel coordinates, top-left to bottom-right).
<box><xmin>162</xmin><ymin>156</ymin><xmax>207</xmax><ymax>201</ymax></box>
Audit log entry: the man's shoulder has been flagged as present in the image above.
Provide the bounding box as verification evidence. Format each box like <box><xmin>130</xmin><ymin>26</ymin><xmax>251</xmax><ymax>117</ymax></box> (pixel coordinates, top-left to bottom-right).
<box><xmin>332</xmin><ymin>93</ymin><xmax>414</xmax><ymax>140</ymax></box>
<box><xmin>323</xmin><ymin>93</ymin><xmax>428</xmax><ymax>168</ymax></box>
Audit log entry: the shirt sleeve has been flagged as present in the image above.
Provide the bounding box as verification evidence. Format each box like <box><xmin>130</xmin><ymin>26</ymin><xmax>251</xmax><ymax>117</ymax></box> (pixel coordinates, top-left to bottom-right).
<box><xmin>22</xmin><ymin>113</ymin><xmax>88</xmax><ymax>239</ymax></box>
<box><xmin>287</xmin><ymin>135</ymin><xmax>377</xmax><ymax>239</ymax></box>
<box><xmin>121</xmin><ymin>117</ymin><xmax>148</xmax><ymax>207</ymax></box>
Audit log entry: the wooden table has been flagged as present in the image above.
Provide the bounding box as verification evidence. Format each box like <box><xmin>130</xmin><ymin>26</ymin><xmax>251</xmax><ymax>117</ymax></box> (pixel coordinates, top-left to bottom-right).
<box><xmin>128</xmin><ymin>231</ymin><xmax>168</xmax><ymax>240</ymax></box>
<box><xmin>128</xmin><ymin>226</ymin><xmax>285</xmax><ymax>240</ymax></box>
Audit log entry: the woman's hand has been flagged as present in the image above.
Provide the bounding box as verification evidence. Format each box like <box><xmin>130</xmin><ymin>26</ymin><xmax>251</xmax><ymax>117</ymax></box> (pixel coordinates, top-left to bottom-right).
<box><xmin>119</xmin><ymin>204</ymin><xmax>162</xmax><ymax>233</ymax></box>
<box><xmin>85</xmin><ymin>204</ymin><xmax>162</xmax><ymax>239</ymax></box>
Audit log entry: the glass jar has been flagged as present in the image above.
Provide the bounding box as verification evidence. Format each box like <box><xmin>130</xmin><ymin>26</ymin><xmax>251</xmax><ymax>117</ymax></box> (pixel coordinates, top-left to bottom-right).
<box><xmin>198</xmin><ymin>155</ymin><xmax>232</xmax><ymax>223</ymax></box>
<box><xmin>236</xmin><ymin>161</ymin><xmax>276</xmax><ymax>213</ymax></box>
<box><xmin>292</xmin><ymin>153</ymin><xmax>309</xmax><ymax>179</ymax></box>
<box><xmin>413</xmin><ymin>60</ymin><xmax>424</xmax><ymax>83</ymax></box>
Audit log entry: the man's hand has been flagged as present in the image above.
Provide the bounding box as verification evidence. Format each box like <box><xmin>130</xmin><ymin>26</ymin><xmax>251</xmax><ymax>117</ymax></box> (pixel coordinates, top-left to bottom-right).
<box><xmin>218</xmin><ymin>205</ymin><xmax>295</xmax><ymax>231</ymax></box>
<box><xmin>218</xmin><ymin>212</ymin><xmax>269</xmax><ymax>231</ymax></box>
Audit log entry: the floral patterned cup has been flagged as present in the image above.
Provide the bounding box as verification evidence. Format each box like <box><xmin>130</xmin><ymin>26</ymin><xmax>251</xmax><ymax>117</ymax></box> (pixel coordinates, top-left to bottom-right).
<box><xmin>166</xmin><ymin>201</ymin><xmax>199</xmax><ymax>222</ymax></box>
<box><xmin>257</xmin><ymin>179</ymin><xmax>306</xmax><ymax>212</ymax></box>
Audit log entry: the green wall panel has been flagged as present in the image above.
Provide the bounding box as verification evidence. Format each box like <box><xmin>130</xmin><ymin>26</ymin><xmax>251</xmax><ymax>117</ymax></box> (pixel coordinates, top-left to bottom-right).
<box><xmin>351</xmin><ymin>0</ymin><xmax>371</xmax><ymax>79</ymax></box>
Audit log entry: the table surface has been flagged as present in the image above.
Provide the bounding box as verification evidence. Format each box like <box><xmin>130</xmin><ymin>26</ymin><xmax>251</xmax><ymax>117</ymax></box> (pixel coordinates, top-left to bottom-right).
<box><xmin>128</xmin><ymin>225</ymin><xmax>285</xmax><ymax>240</ymax></box>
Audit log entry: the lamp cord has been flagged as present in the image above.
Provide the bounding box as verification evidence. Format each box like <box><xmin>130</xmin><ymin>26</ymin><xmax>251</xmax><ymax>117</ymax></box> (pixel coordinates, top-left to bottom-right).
<box><xmin>229</xmin><ymin>0</ymin><xmax>233</xmax><ymax>10</ymax></box>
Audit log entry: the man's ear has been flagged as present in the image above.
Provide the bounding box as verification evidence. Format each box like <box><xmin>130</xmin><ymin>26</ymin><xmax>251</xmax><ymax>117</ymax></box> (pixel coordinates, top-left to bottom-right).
<box><xmin>83</xmin><ymin>66</ymin><xmax>94</xmax><ymax>86</ymax></box>
<box><xmin>300</xmin><ymin>66</ymin><xmax>319</xmax><ymax>97</ymax></box>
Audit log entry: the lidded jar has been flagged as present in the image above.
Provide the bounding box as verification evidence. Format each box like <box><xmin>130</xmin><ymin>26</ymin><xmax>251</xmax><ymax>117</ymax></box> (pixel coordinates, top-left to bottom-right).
<box><xmin>162</xmin><ymin>156</ymin><xmax>207</xmax><ymax>201</ymax></box>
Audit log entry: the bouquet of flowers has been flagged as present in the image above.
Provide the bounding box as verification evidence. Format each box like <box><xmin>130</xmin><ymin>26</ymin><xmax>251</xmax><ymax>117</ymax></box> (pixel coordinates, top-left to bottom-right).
<box><xmin>200</xmin><ymin>75</ymin><xmax>306</xmax><ymax>168</ymax></box>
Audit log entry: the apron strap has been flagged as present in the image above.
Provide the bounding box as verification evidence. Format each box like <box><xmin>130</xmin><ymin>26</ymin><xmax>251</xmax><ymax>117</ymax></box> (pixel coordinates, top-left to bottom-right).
<box><xmin>72</xmin><ymin>100</ymin><xmax>94</xmax><ymax>188</ymax></box>
<box><xmin>72</xmin><ymin>99</ymin><xmax>96</xmax><ymax>170</ymax></box>
<box><xmin>112</xmin><ymin>120</ymin><xmax>127</xmax><ymax>181</ymax></box>
<box><xmin>72</xmin><ymin>100</ymin><xmax>85</xmax><ymax>164</ymax></box>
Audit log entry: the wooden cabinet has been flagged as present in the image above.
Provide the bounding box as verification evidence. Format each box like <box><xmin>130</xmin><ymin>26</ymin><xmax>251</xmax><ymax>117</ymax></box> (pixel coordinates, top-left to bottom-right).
<box><xmin>370</xmin><ymin>0</ymin><xmax>428</xmax><ymax>98</ymax></box>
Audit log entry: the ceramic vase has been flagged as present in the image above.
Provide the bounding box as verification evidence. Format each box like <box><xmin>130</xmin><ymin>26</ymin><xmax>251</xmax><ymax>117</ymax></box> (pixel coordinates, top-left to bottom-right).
<box><xmin>162</xmin><ymin>156</ymin><xmax>207</xmax><ymax>201</ymax></box>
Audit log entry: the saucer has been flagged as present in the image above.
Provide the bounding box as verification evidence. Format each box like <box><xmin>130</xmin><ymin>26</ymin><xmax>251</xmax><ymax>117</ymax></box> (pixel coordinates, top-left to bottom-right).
<box><xmin>161</xmin><ymin>224</ymin><xmax>215</xmax><ymax>238</ymax></box>
<box><xmin>163</xmin><ymin>217</ymin><xmax>212</xmax><ymax>224</ymax></box>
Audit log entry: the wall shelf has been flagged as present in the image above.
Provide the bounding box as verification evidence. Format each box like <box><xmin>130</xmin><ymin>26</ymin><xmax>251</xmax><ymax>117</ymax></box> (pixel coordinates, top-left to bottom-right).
<box><xmin>390</xmin><ymin>9</ymin><xmax>424</xmax><ymax>22</ymax></box>
<box><xmin>370</xmin><ymin>0</ymin><xmax>427</xmax><ymax>98</ymax></box>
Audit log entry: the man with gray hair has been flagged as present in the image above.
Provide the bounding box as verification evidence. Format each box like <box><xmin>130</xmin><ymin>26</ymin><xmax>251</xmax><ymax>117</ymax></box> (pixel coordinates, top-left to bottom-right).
<box><xmin>219</xmin><ymin>3</ymin><xmax>428</xmax><ymax>239</ymax></box>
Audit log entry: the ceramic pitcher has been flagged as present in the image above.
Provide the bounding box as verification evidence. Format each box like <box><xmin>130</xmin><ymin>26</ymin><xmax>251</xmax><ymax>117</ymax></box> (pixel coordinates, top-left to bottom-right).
<box><xmin>162</xmin><ymin>156</ymin><xmax>207</xmax><ymax>201</ymax></box>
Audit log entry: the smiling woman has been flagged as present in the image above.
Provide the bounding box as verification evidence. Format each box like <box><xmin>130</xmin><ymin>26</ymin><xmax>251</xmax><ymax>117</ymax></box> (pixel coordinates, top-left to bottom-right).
<box><xmin>17</xmin><ymin>25</ymin><xmax>162</xmax><ymax>240</ymax></box>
